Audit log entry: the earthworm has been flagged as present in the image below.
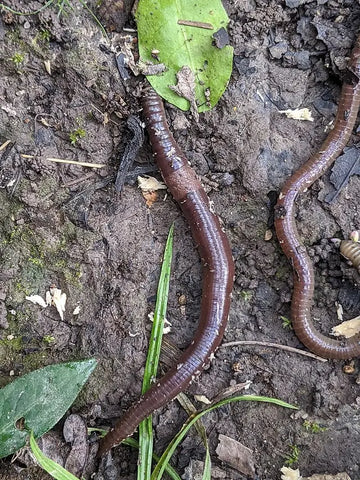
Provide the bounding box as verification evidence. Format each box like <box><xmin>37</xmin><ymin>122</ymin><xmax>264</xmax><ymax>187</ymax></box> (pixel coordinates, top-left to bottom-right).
<box><xmin>274</xmin><ymin>34</ymin><xmax>360</xmax><ymax>359</ymax></box>
<box><xmin>98</xmin><ymin>88</ymin><xmax>235</xmax><ymax>455</ymax></box>
<box><xmin>340</xmin><ymin>240</ymin><xmax>360</xmax><ymax>271</ymax></box>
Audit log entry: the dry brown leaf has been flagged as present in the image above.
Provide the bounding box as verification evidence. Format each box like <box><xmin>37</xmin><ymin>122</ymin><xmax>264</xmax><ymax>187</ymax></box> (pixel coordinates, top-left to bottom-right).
<box><xmin>142</xmin><ymin>190</ymin><xmax>158</xmax><ymax>207</ymax></box>
<box><xmin>169</xmin><ymin>66</ymin><xmax>198</xmax><ymax>120</ymax></box>
<box><xmin>216</xmin><ymin>434</ymin><xmax>255</xmax><ymax>477</ymax></box>
<box><xmin>331</xmin><ymin>315</ymin><xmax>360</xmax><ymax>338</ymax></box>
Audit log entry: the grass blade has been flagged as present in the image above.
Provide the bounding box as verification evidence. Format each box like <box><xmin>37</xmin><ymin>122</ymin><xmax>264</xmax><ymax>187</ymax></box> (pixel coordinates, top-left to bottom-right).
<box><xmin>0</xmin><ymin>0</ymin><xmax>55</xmax><ymax>15</ymax></box>
<box><xmin>177</xmin><ymin>393</ymin><xmax>211</xmax><ymax>479</ymax></box>
<box><xmin>76</xmin><ymin>0</ymin><xmax>109</xmax><ymax>41</ymax></box>
<box><xmin>124</xmin><ymin>438</ymin><xmax>181</xmax><ymax>480</ymax></box>
<box><xmin>138</xmin><ymin>224</ymin><xmax>174</xmax><ymax>480</ymax></box>
<box><xmin>151</xmin><ymin>395</ymin><xmax>297</xmax><ymax>480</ymax></box>
<box><xmin>29</xmin><ymin>431</ymin><xmax>80</xmax><ymax>480</ymax></box>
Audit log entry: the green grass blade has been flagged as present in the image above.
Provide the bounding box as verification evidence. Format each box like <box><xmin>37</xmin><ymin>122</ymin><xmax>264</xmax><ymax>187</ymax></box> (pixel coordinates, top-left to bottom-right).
<box><xmin>76</xmin><ymin>0</ymin><xmax>109</xmax><ymax>41</ymax></box>
<box><xmin>0</xmin><ymin>0</ymin><xmax>55</xmax><ymax>15</ymax></box>
<box><xmin>151</xmin><ymin>395</ymin><xmax>297</xmax><ymax>480</ymax></box>
<box><xmin>138</xmin><ymin>224</ymin><xmax>174</xmax><ymax>480</ymax></box>
<box><xmin>124</xmin><ymin>438</ymin><xmax>181</xmax><ymax>480</ymax></box>
<box><xmin>29</xmin><ymin>431</ymin><xmax>80</xmax><ymax>480</ymax></box>
<box><xmin>202</xmin><ymin>448</ymin><xmax>211</xmax><ymax>480</ymax></box>
<box><xmin>177</xmin><ymin>393</ymin><xmax>211</xmax><ymax>479</ymax></box>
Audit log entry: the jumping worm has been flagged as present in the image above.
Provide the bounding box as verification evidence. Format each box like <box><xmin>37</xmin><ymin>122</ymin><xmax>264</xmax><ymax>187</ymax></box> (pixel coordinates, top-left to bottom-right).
<box><xmin>275</xmin><ymin>35</ymin><xmax>360</xmax><ymax>359</ymax></box>
<box><xmin>98</xmin><ymin>88</ymin><xmax>235</xmax><ymax>455</ymax></box>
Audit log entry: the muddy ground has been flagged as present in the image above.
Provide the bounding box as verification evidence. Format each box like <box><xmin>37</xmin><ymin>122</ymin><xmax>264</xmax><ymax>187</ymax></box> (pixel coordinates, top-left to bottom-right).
<box><xmin>0</xmin><ymin>0</ymin><xmax>360</xmax><ymax>479</ymax></box>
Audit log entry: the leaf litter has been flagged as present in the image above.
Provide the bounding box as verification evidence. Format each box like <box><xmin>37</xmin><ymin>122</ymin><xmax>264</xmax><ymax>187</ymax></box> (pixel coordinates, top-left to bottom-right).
<box><xmin>26</xmin><ymin>286</ymin><xmax>67</xmax><ymax>321</ymax></box>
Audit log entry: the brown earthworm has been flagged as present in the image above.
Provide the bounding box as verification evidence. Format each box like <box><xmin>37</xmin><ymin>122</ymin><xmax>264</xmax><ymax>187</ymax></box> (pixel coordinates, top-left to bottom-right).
<box><xmin>98</xmin><ymin>88</ymin><xmax>235</xmax><ymax>455</ymax></box>
<box><xmin>274</xmin><ymin>35</ymin><xmax>360</xmax><ymax>359</ymax></box>
<box><xmin>340</xmin><ymin>240</ymin><xmax>360</xmax><ymax>271</ymax></box>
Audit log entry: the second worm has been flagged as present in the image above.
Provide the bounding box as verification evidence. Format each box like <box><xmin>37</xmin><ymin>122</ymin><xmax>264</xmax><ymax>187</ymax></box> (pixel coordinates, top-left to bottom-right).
<box><xmin>98</xmin><ymin>88</ymin><xmax>235</xmax><ymax>455</ymax></box>
<box><xmin>274</xmin><ymin>35</ymin><xmax>360</xmax><ymax>359</ymax></box>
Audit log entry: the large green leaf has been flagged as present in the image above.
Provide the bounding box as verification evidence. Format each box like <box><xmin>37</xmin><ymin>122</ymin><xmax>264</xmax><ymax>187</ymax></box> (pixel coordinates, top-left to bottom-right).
<box><xmin>0</xmin><ymin>359</ymin><xmax>97</xmax><ymax>458</ymax></box>
<box><xmin>136</xmin><ymin>0</ymin><xmax>233</xmax><ymax>112</ymax></box>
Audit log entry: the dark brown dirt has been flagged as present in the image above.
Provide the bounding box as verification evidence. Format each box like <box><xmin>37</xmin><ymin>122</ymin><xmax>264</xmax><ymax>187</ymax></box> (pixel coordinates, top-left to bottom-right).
<box><xmin>0</xmin><ymin>1</ymin><xmax>360</xmax><ymax>479</ymax></box>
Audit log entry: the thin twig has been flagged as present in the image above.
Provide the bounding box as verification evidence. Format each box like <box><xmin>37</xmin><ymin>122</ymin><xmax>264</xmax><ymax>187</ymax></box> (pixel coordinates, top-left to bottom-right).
<box><xmin>0</xmin><ymin>140</ymin><xmax>11</xmax><ymax>152</ymax></box>
<box><xmin>21</xmin><ymin>154</ymin><xmax>106</xmax><ymax>169</ymax></box>
<box><xmin>221</xmin><ymin>340</ymin><xmax>327</xmax><ymax>362</ymax></box>
<box><xmin>177</xmin><ymin>19</ymin><xmax>214</xmax><ymax>30</ymax></box>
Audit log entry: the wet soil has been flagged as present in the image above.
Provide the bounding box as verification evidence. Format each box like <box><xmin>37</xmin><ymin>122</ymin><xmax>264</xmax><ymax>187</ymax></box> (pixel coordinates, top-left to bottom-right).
<box><xmin>0</xmin><ymin>1</ymin><xmax>360</xmax><ymax>479</ymax></box>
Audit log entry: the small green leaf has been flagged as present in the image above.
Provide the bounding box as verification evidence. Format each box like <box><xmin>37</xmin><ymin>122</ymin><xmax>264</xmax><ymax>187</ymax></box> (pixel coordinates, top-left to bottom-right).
<box><xmin>0</xmin><ymin>359</ymin><xmax>97</xmax><ymax>459</ymax></box>
<box><xmin>136</xmin><ymin>0</ymin><xmax>233</xmax><ymax>112</ymax></box>
<box><xmin>29</xmin><ymin>431</ymin><xmax>80</xmax><ymax>480</ymax></box>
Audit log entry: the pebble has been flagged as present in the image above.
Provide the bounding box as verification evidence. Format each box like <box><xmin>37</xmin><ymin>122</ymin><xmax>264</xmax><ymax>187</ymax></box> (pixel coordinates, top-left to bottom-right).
<box><xmin>269</xmin><ymin>42</ymin><xmax>288</xmax><ymax>59</ymax></box>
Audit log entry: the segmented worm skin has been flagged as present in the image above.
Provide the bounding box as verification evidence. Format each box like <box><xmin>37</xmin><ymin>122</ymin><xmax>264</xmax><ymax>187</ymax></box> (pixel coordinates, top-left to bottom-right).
<box><xmin>274</xmin><ymin>35</ymin><xmax>360</xmax><ymax>359</ymax></box>
<box><xmin>340</xmin><ymin>240</ymin><xmax>360</xmax><ymax>271</ymax></box>
<box><xmin>98</xmin><ymin>88</ymin><xmax>235</xmax><ymax>455</ymax></box>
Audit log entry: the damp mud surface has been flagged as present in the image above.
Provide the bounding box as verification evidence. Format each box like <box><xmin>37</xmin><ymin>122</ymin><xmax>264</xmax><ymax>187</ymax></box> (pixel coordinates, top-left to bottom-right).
<box><xmin>0</xmin><ymin>1</ymin><xmax>360</xmax><ymax>479</ymax></box>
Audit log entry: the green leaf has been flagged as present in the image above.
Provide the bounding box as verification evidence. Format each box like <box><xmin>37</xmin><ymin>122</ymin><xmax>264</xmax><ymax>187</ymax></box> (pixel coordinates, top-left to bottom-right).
<box><xmin>0</xmin><ymin>359</ymin><xmax>97</xmax><ymax>459</ymax></box>
<box><xmin>136</xmin><ymin>0</ymin><xmax>233</xmax><ymax>112</ymax></box>
<box><xmin>138</xmin><ymin>224</ymin><xmax>174</xmax><ymax>480</ymax></box>
<box><xmin>29</xmin><ymin>431</ymin><xmax>80</xmax><ymax>480</ymax></box>
<box><xmin>151</xmin><ymin>395</ymin><xmax>297</xmax><ymax>480</ymax></box>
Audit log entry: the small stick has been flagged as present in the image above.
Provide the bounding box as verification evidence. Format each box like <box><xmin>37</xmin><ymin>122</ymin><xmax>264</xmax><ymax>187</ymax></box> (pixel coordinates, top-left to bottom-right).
<box><xmin>0</xmin><ymin>140</ymin><xmax>11</xmax><ymax>152</ymax></box>
<box><xmin>221</xmin><ymin>340</ymin><xmax>327</xmax><ymax>362</ymax></box>
<box><xmin>177</xmin><ymin>19</ymin><xmax>214</xmax><ymax>30</ymax></box>
<box><xmin>20</xmin><ymin>154</ymin><xmax>106</xmax><ymax>169</ymax></box>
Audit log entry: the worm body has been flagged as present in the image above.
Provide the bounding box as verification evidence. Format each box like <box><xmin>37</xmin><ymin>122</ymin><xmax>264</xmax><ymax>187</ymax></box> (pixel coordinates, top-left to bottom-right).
<box><xmin>98</xmin><ymin>89</ymin><xmax>234</xmax><ymax>455</ymax></box>
<box><xmin>340</xmin><ymin>240</ymin><xmax>360</xmax><ymax>271</ymax></box>
<box><xmin>275</xmin><ymin>35</ymin><xmax>360</xmax><ymax>359</ymax></box>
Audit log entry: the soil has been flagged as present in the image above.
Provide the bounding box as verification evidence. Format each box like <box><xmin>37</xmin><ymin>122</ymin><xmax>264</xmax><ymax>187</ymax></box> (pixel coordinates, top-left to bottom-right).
<box><xmin>0</xmin><ymin>1</ymin><xmax>360</xmax><ymax>479</ymax></box>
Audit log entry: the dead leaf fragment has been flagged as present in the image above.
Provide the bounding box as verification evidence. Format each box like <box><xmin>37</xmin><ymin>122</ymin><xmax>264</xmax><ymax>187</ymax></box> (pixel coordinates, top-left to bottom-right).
<box><xmin>137</xmin><ymin>175</ymin><xmax>166</xmax><ymax>192</ymax></box>
<box><xmin>47</xmin><ymin>286</ymin><xmax>67</xmax><ymax>321</ymax></box>
<box><xmin>26</xmin><ymin>295</ymin><xmax>48</xmax><ymax>308</ymax></box>
<box><xmin>264</xmin><ymin>229</ymin><xmax>273</xmax><ymax>241</ymax></box>
<box><xmin>142</xmin><ymin>190</ymin><xmax>158</xmax><ymax>208</ymax></box>
<box><xmin>331</xmin><ymin>315</ymin><xmax>360</xmax><ymax>338</ymax></box>
<box><xmin>281</xmin><ymin>466</ymin><xmax>302</xmax><ymax>480</ymax></box>
<box><xmin>138</xmin><ymin>60</ymin><xmax>167</xmax><ymax>76</ymax></box>
<box><xmin>194</xmin><ymin>394</ymin><xmax>211</xmax><ymax>405</ymax></box>
<box><xmin>279</xmin><ymin>108</ymin><xmax>314</xmax><ymax>121</ymax></box>
<box><xmin>169</xmin><ymin>66</ymin><xmax>198</xmax><ymax>120</ymax></box>
<box><xmin>148</xmin><ymin>312</ymin><xmax>172</xmax><ymax>334</ymax></box>
<box><xmin>44</xmin><ymin>59</ymin><xmax>51</xmax><ymax>75</ymax></box>
<box><xmin>216</xmin><ymin>434</ymin><xmax>255</xmax><ymax>477</ymax></box>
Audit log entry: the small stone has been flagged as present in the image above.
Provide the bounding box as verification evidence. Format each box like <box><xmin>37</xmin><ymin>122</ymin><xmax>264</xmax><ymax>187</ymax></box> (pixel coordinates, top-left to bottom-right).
<box><xmin>264</xmin><ymin>229</ymin><xmax>273</xmax><ymax>241</ymax></box>
<box><xmin>212</xmin><ymin>27</ymin><xmax>229</xmax><ymax>49</ymax></box>
<box><xmin>178</xmin><ymin>294</ymin><xmax>186</xmax><ymax>306</ymax></box>
<box><xmin>285</xmin><ymin>0</ymin><xmax>307</xmax><ymax>7</ymax></box>
<box><xmin>313</xmin><ymin>98</ymin><xmax>337</xmax><ymax>117</ymax></box>
<box><xmin>283</xmin><ymin>50</ymin><xmax>311</xmax><ymax>70</ymax></box>
<box><xmin>269</xmin><ymin>42</ymin><xmax>288</xmax><ymax>59</ymax></box>
<box><xmin>23</xmin><ymin>21</ymin><xmax>30</xmax><ymax>29</ymax></box>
